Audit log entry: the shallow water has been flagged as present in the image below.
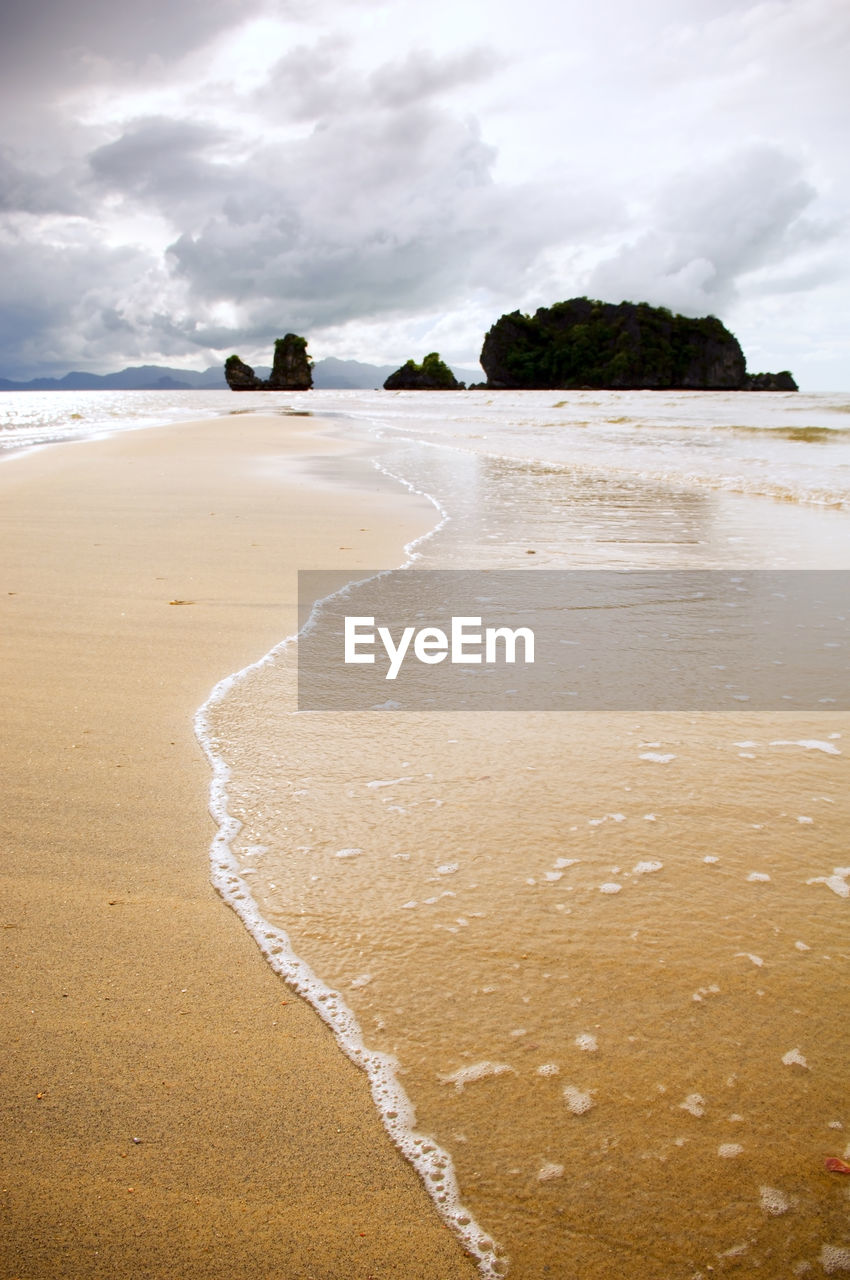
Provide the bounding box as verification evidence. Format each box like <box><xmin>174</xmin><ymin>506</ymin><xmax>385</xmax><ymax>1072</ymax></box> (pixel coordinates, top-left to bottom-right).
<box><xmin>199</xmin><ymin>391</ymin><xmax>850</xmax><ymax>1277</ymax></box>
<box><xmin>0</xmin><ymin>388</ymin><xmax>240</xmax><ymax>453</ymax></box>
<box><xmin>215</xmin><ymin>691</ymin><xmax>849</xmax><ymax>1276</ymax></box>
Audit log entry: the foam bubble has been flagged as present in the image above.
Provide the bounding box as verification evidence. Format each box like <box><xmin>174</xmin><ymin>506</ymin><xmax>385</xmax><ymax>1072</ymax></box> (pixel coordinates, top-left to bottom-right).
<box><xmin>795</xmin><ymin>940</ymin><xmax>811</xmax><ymax>951</ymax></box>
<box><xmin>735</xmin><ymin>952</ymin><xmax>764</xmax><ymax>967</ymax></box>
<box><xmin>335</xmin><ymin>847</ymin><xmax>362</xmax><ymax>859</ymax></box>
<box><xmin>436</xmin><ymin>863</ymin><xmax>459</xmax><ymax>876</ymax></box>
<box><xmin>640</xmin><ymin>752</ymin><xmax>676</xmax><ymax>763</ymax></box>
<box><xmin>439</xmin><ymin>1062</ymin><xmax>515</xmax><ymax>1092</ymax></box>
<box><xmin>820</xmin><ymin>1245</ymin><xmax>850</xmax><ymax>1274</ymax></box>
<box><xmin>575</xmin><ymin>1033</ymin><xmax>598</xmax><ymax>1052</ymax></box>
<box><xmin>770</xmin><ymin>739</ymin><xmax>842</xmax><ymax>755</ymax></box>
<box><xmin>679</xmin><ymin>1094</ymin><xmax>706</xmax><ymax>1117</ymax></box>
<box><xmin>366</xmin><ymin>777</ymin><xmax>412</xmax><ymax>788</ymax></box>
<box><xmin>747</xmin><ymin>871</ymin><xmax>771</xmax><ymax>882</ymax></box>
<box><xmin>718</xmin><ymin>1143</ymin><xmax>743</xmax><ymax>1158</ymax></box>
<box><xmin>599</xmin><ymin>882</ymin><xmax>622</xmax><ymax>894</ymax></box>
<box><xmin>633</xmin><ymin>860</ymin><xmax>663</xmax><ymax>874</ymax></box>
<box><xmin>554</xmin><ymin>857</ymin><xmax>579</xmax><ymax>869</ymax></box>
<box><xmin>807</xmin><ymin>869</ymin><xmax>850</xmax><ymax>898</ymax></box>
<box><xmin>537</xmin><ymin>1063</ymin><xmax>559</xmax><ymax>1076</ymax></box>
<box><xmin>760</xmin><ymin>1185</ymin><xmax>791</xmax><ymax>1215</ymax></box>
<box><xmin>564</xmin><ymin>1085</ymin><xmax>594</xmax><ymax>1115</ymax></box>
<box><xmin>782</xmin><ymin>1048</ymin><xmax>809</xmax><ymax>1068</ymax></box>
<box><xmin>537</xmin><ymin>1162</ymin><xmax>565</xmax><ymax>1181</ymax></box>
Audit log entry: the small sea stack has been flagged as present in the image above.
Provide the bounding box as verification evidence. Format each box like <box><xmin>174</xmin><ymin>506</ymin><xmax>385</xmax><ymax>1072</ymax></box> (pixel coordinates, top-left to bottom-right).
<box><xmin>225</xmin><ymin>334</ymin><xmax>313</xmax><ymax>391</ymax></box>
<box><xmin>383</xmin><ymin>352</ymin><xmax>464</xmax><ymax>390</ymax></box>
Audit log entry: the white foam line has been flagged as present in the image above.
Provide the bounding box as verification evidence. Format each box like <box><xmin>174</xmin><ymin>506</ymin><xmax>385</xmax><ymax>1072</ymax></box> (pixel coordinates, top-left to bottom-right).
<box><xmin>193</xmin><ymin>439</ymin><xmax>503</xmax><ymax>1278</ymax></box>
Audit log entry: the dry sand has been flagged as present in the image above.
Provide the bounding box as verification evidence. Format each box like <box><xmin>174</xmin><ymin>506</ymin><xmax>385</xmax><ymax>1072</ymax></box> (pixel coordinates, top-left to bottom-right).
<box><xmin>0</xmin><ymin>413</ymin><xmax>478</xmax><ymax>1279</ymax></box>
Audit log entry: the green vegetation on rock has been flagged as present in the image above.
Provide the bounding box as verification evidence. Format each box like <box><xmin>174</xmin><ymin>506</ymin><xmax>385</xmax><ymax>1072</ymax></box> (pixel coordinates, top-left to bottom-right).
<box><xmin>480</xmin><ymin>298</ymin><xmax>796</xmax><ymax>391</ymax></box>
<box><xmin>270</xmin><ymin>334</ymin><xmax>313</xmax><ymax>390</ymax></box>
<box><xmin>383</xmin><ymin>352</ymin><xmax>464</xmax><ymax>390</ymax></box>
<box><xmin>225</xmin><ymin>334</ymin><xmax>313</xmax><ymax>391</ymax></box>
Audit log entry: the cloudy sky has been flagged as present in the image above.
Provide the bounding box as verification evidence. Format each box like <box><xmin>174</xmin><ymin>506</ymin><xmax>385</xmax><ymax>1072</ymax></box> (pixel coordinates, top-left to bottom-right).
<box><xmin>1</xmin><ymin>0</ymin><xmax>847</xmax><ymax>387</ymax></box>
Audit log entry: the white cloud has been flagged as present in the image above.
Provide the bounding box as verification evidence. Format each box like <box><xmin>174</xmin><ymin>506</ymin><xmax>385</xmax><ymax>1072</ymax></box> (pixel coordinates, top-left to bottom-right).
<box><xmin>0</xmin><ymin>0</ymin><xmax>846</xmax><ymax>384</ymax></box>
<box><xmin>587</xmin><ymin>146</ymin><xmax>826</xmax><ymax>316</ymax></box>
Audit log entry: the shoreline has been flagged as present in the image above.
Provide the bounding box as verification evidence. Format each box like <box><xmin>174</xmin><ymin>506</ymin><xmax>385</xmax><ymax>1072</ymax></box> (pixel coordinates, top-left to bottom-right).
<box><xmin>0</xmin><ymin>413</ymin><xmax>479</xmax><ymax>1278</ymax></box>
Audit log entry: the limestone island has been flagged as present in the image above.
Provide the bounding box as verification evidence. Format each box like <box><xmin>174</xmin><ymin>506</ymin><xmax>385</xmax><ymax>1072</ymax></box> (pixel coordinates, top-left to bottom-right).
<box><xmin>479</xmin><ymin>298</ymin><xmax>797</xmax><ymax>391</ymax></box>
<box><xmin>225</xmin><ymin>334</ymin><xmax>313</xmax><ymax>391</ymax></box>
<box><xmin>383</xmin><ymin>352</ymin><xmax>464</xmax><ymax>390</ymax></box>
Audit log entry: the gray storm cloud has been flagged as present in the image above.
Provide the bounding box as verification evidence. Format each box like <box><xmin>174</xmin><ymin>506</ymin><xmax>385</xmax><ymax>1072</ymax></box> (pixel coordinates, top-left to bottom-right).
<box><xmin>1</xmin><ymin>41</ymin><xmax>617</xmax><ymax>368</ymax></box>
<box><xmin>587</xmin><ymin>147</ymin><xmax>823</xmax><ymax>316</ymax></box>
<box><xmin>0</xmin><ymin>0</ymin><xmax>258</xmax><ymax>90</ymax></box>
<box><xmin>160</xmin><ymin>102</ymin><xmax>597</xmax><ymax>337</ymax></box>
<box><xmin>0</xmin><ymin>0</ymin><xmax>846</xmax><ymax>382</ymax></box>
<box><xmin>0</xmin><ymin>236</ymin><xmax>168</xmax><ymax>374</ymax></box>
<box><xmin>0</xmin><ymin>150</ymin><xmax>86</xmax><ymax>217</ymax></box>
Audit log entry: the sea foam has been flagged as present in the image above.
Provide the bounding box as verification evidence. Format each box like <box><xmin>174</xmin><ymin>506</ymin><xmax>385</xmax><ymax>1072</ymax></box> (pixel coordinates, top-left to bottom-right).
<box><xmin>193</xmin><ymin>478</ymin><xmax>506</xmax><ymax>1278</ymax></box>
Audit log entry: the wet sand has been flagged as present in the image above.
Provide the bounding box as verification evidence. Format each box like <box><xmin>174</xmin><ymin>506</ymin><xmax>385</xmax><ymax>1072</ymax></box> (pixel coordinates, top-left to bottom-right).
<box><xmin>0</xmin><ymin>413</ymin><xmax>478</xmax><ymax>1279</ymax></box>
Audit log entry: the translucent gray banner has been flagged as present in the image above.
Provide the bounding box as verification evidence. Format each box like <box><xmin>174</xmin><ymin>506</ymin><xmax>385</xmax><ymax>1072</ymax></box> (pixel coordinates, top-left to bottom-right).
<box><xmin>297</xmin><ymin>570</ymin><xmax>849</xmax><ymax>711</ymax></box>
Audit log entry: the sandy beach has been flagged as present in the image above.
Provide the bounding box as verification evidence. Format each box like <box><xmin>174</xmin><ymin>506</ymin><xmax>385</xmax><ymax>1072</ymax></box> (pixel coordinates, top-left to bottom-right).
<box><xmin>0</xmin><ymin>413</ymin><xmax>479</xmax><ymax>1279</ymax></box>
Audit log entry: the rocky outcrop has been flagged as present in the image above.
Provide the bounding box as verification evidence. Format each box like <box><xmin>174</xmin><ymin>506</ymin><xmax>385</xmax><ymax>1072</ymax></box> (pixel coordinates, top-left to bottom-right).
<box><xmin>224</xmin><ymin>354</ymin><xmax>262</xmax><ymax>390</ymax></box>
<box><xmin>225</xmin><ymin>334</ymin><xmax>313</xmax><ymax>391</ymax></box>
<box><xmin>480</xmin><ymin>298</ymin><xmax>796</xmax><ymax>391</ymax></box>
<box><xmin>383</xmin><ymin>352</ymin><xmax>464</xmax><ymax>390</ymax></box>
<box><xmin>744</xmin><ymin>370</ymin><xmax>798</xmax><ymax>391</ymax></box>
<box><xmin>268</xmin><ymin>334</ymin><xmax>312</xmax><ymax>389</ymax></box>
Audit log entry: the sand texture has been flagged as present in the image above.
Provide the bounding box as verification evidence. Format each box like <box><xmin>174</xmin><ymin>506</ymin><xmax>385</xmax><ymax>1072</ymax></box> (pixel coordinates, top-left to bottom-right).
<box><xmin>0</xmin><ymin>414</ymin><xmax>477</xmax><ymax>1278</ymax></box>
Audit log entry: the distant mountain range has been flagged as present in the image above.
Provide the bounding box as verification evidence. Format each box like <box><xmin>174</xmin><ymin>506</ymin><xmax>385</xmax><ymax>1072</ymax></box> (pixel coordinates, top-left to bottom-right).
<box><xmin>0</xmin><ymin>356</ymin><xmax>480</xmax><ymax>392</ymax></box>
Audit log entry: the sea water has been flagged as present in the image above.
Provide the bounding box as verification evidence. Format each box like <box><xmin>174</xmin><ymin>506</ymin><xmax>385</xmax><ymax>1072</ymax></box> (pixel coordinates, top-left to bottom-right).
<box><xmin>198</xmin><ymin>390</ymin><xmax>850</xmax><ymax>1277</ymax></box>
<box><xmin>7</xmin><ymin>387</ymin><xmax>849</xmax><ymax>1275</ymax></box>
<box><xmin>0</xmin><ymin>388</ymin><xmax>243</xmax><ymax>452</ymax></box>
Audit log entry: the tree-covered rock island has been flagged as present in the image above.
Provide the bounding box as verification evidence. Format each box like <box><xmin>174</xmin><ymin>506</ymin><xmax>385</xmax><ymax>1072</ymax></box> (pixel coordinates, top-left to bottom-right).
<box><xmin>479</xmin><ymin>298</ymin><xmax>797</xmax><ymax>391</ymax></box>
<box><xmin>225</xmin><ymin>334</ymin><xmax>313</xmax><ymax>390</ymax></box>
<box><xmin>383</xmin><ymin>352</ymin><xmax>463</xmax><ymax>390</ymax></box>
<box><xmin>223</xmin><ymin>304</ymin><xmax>797</xmax><ymax>393</ymax></box>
